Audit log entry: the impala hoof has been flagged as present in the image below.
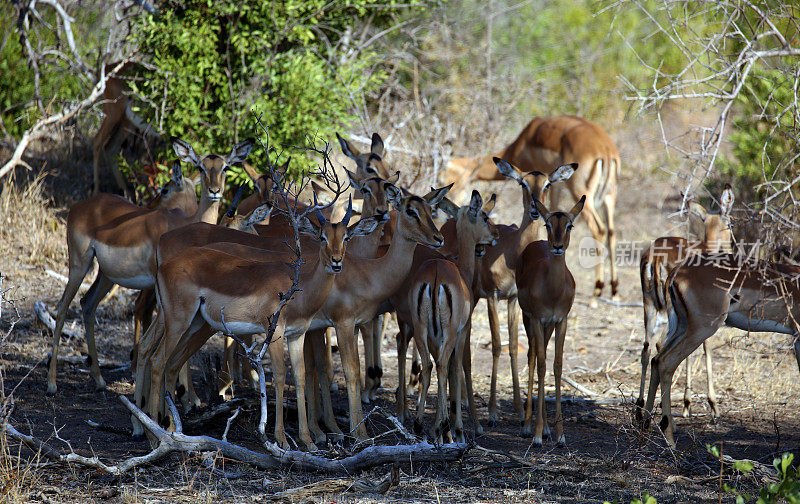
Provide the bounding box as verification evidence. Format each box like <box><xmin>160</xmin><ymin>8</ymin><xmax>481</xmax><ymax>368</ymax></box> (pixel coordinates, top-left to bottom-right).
<box><xmin>589</xmin><ymin>297</ymin><xmax>599</xmax><ymax>309</ymax></box>
<box><xmin>542</xmin><ymin>425</ymin><xmax>551</xmax><ymax>438</ymax></box>
<box><xmin>487</xmin><ymin>412</ymin><xmax>498</xmax><ymax>428</ymax></box>
<box><xmin>475</xmin><ymin>424</ymin><xmax>484</xmax><ymax>436</ymax></box>
<box><xmin>521</xmin><ymin>425</ymin><xmax>532</xmax><ymax>438</ymax></box>
<box><xmin>94</xmin><ymin>378</ymin><xmax>107</xmax><ymax>391</ymax></box>
<box><xmin>556</xmin><ymin>435</ymin><xmax>566</xmax><ymax>447</ymax></box>
<box><xmin>46</xmin><ymin>383</ymin><xmax>57</xmax><ymax>396</ymax></box>
<box><xmin>532</xmin><ymin>436</ymin><xmax>543</xmax><ymax>447</ymax></box>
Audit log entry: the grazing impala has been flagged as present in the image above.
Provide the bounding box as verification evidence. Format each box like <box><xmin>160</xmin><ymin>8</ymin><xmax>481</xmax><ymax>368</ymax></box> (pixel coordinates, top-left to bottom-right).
<box><xmin>144</xmin><ymin>201</ymin><xmax>383</xmax><ymax>450</ymax></box>
<box><xmin>644</xmin><ymin>255</ymin><xmax>800</xmax><ymax>447</ymax></box>
<box><xmin>405</xmin><ymin>190</ymin><xmax>498</xmax><ymax>442</ymax></box>
<box><xmin>445</xmin><ymin>115</ymin><xmax>620</xmax><ymax>300</ymax></box>
<box><xmin>636</xmin><ymin>186</ymin><xmax>734</xmax><ymax>422</ymax></box>
<box><xmin>516</xmin><ymin>195</ymin><xmax>585</xmax><ymax>446</ymax></box>
<box><xmin>475</xmin><ymin>158</ymin><xmax>576</xmax><ymax>429</ymax></box>
<box><xmin>47</xmin><ymin>137</ymin><xmax>253</xmax><ymax>394</ymax></box>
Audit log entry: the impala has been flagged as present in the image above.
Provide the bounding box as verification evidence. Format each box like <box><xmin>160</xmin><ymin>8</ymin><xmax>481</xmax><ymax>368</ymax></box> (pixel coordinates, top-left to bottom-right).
<box><xmin>404</xmin><ymin>190</ymin><xmax>498</xmax><ymax>442</ymax></box>
<box><xmin>337</xmin><ymin>132</ymin><xmax>392</xmax><ymax>180</ymax></box>
<box><xmin>301</xmin><ymin>185</ymin><xmax>450</xmax><ymax>443</ymax></box>
<box><xmin>644</xmin><ymin>255</ymin><xmax>800</xmax><ymax>447</ymax></box>
<box><xmin>47</xmin><ymin>137</ymin><xmax>253</xmax><ymax>394</ymax></box>
<box><xmin>516</xmin><ymin>195</ymin><xmax>585</xmax><ymax>446</ymax></box>
<box><xmin>636</xmin><ymin>186</ymin><xmax>734</xmax><ymax>421</ymax></box>
<box><xmin>144</xmin><ymin>201</ymin><xmax>384</xmax><ymax>450</ymax></box>
<box><xmin>445</xmin><ymin>115</ymin><xmax>620</xmax><ymax>300</ymax></box>
<box><xmin>472</xmin><ymin>157</ymin><xmax>576</xmax><ymax>429</ymax></box>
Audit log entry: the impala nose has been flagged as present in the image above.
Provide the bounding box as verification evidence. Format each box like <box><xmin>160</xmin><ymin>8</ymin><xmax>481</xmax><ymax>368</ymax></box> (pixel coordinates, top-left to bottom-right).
<box><xmin>330</xmin><ymin>259</ymin><xmax>343</xmax><ymax>273</ymax></box>
<box><xmin>552</xmin><ymin>248</ymin><xmax>565</xmax><ymax>256</ymax></box>
<box><xmin>208</xmin><ymin>189</ymin><xmax>222</xmax><ymax>201</ymax></box>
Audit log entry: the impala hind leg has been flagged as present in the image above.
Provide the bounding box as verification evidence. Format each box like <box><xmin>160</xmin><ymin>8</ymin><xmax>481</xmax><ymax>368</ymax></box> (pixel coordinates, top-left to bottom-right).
<box><xmin>521</xmin><ymin>312</ymin><xmax>536</xmax><ymax>437</ymax></box>
<box><xmin>132</xmin><ymin>288</ymin><xmax>156</xmax><ymax>367</ymax></box>
<box><xmin>682</xmin><ymin>352</ymin><xmax>694</xmax><ymax>418</ymax></box>
<box><xmin>703</xmin><ymin>340</ymin><xmax>719</xmax><ymax>418</ymax></box>
<box><xmin>360</xmin><ymin>319</ymin><xmax>376</xmax><ymax>404</ymax></box>
<box><xmin>395</xmin><ymin>325</ymin><xmax>410</xmax><ymax>423</ymax></box>
<box><xmin>304</xmin><ymin>337</ymin><xmax>326</xmax><ymax>444</ymax></box>
<box><xmin>637</xmin><ymin>296</ymin><xmax>658</xmax><ymax>423</ymax></box>
<box><xmin>462</xmin><ymin>321</ymin><xmax>482</xmax><ymax>435</ymax></box>
<box><xmin>449</xmin><ymin>333</ymin><xmax>466</xmax><ymax>443</ymax></box>
<box><xmin>80</xmin><ymin>272</ymin><xmax>117</xmax><ymax>391</ymax></box>
<box><xmin>487</xmin><ymin>292</ymin><xmax>502</xmax><ymax>427</ymax></box>
<box><xmin>413</xmin><ymin>326</ymin><xmax>433</xmax><ymax>439</ymax></box>
<box><xmin>507</xmin><ymin>298</ymin><xmax>523</xmax><ymax>423</ymax></box>
<box><xmin>47</xmin><ymin>252</ymin><xmax>94</xmax><ymax>395</ymax></box>
<box><xmin>604</xmin><ymin>191</ymin><xmax>618</xmax><ymax>300</ymax></box>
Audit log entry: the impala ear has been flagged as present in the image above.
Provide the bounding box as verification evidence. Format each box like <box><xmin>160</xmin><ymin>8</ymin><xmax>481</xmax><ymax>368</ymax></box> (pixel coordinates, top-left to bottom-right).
<box><xmin>244</xmin><ymin>203</ymin><xmax>272</xmax><ymax>227</ymax></box>
<box><xmin>436</xmin><ymin>195</ymin><xmax>460</xmax><ymax>218</ymax></box>
<box><xmin>241</xmin><ymin>161</ymin><xmax>261</xmax><ymax>186</ymax></box>
<box><xmin>494</xmin><ymin>157</ymin><xmax>521</xmax><ymax>182</ymax></box>
<box><xmin>483</xmin><ymin>193</ymin><xmax>497</xmax><ymax>215</ymax></box>
<box><xmin>424</xmin><ymin>183</ymin><xmax>453</xmax><ymax>207</ymax></box>
<box><xmin>345</xmin><ymin>168</ymin><xmax>363</xmax><ymax>191</ymax></box>
<box><xmin>298</xmin><ymin>216</ymin><xmax>320</xmax><ymax>238</ymax></box>
<box><xmin>386</xmin><ymin>170</ymin><xmax>400</xmax><ymax>184</ymax></box>
<box><xmin>226</xmin><ymin>183</ymin><xmax>247</xmax><ymax>218</ymax></box>
<box><xmin>371</xmin><ymin>132</ymin><xmax>385</xmax><ymax>158</ymax></box>
<box><xmin>688</xmin><ymin>200</ymin><xmax>708</xmax><ymax>222</ymax></box>
<box><xmin>568</xmin><ymin>195</ymin><xmax>586</xmax><ymax>220</ymax></box>
<box><xmin>467</xmin><ymin>189</ymin><xmax>483</xmax><ymax>220</ymax></box>
<box><xmin>171</xmin><ymin>161</ymin><xmax>183</xmax><ymax>184</ymax></box>
<box><xmin>533</xmin><ymin>197</ymin><xmax>549</xmax><ymax>219</ymax></box>
<box><xmin>719</xmin><ymin>184</ymin><xmax>734</xmax><ymax>216</ymax></box>
<box><xmin>172</xmin><ymin>137</ymin><xmax>201</xmax><ymax>168</ymax></box>
<box><xmin>227</xmin><ymin>138</ymin><xmax>255</xmax><ymax>165</ymax></box>
<box><xmin>549</xmin><ymin>163</ymin><xmax>578</xmax><ymax>184</ymax></box>
<box><xmin>385</xmin><ymin>184</ymin><xmax>403</xmax><ymax>209</ymax></box>
<box><xmin>337</xmin><ymin>132</ymin><xmax>359</xmax><ymax>160</ymax></box>
<box><xmin>346</xmin><ymin>216</ymin><xmax>381</xmax><ymax>240</ymax></box>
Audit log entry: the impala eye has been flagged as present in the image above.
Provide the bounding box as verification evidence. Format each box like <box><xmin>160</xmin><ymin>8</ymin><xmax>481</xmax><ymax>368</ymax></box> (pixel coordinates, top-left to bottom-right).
<box><xmin>320</xmin><ymin>233</ymin><xmax>328</xmax><ymax>243</ymax></box>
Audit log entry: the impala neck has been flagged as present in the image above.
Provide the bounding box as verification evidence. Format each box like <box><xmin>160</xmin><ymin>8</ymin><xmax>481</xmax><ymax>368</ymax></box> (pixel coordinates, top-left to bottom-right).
<box><xmin>196</xmin><ymin>193</ymin><xmax>222</xmax><ymax>224</ymax></box>
<box><xmin>348</xmin><ymin>221</ymin><xmax>386</xmax><ymax>258</ymax></box>
<box><xmin>454</xmin><ymin>220</ymin><xmax>478</xmax><ymax>288</ymax></box>
<box><xmin>541</xmin><ymin>251</ymin><xmax>569</xmax><ymax>293</ymax></box>
<box><xmin>374</xmin><ymin>218</ymin><xmax>428</xmax><ymax>297</ymax></box>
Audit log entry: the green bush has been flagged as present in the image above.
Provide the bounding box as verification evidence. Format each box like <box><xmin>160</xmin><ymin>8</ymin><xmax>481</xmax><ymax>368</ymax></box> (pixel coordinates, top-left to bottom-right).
<box><xmin>130</xmin><ymin>0</ymin><xmax>422</xmax><ymax>188</ymax></box>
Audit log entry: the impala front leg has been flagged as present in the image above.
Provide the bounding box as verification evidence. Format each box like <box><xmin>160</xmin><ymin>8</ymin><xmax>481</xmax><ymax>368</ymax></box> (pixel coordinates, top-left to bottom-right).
<box><xmin>553</xmin><ymin>321</ymin><xmax>567</xmax><ymax>446</ymax></box>
<box><xmin>335</xmin><ymin>319</ymin><xmax>368</xmax><ymax>442</ymax></box>
<box><xmin>533</xmin><ymin>320</ymin><xmax>547</xmax><ymax>447</ymax></box>
<box><xmin>507</xmin><ymin>298</ymin><xmax>523</xmax><ymax>422</ymax></box>
<box><xmin>286</xmin><ymin>332</ymin><xmax>317</xmax><ymax>451</ymax></box>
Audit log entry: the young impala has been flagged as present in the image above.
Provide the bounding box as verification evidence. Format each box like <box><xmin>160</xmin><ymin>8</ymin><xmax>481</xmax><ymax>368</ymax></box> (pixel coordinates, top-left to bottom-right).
<box><xmin>636</xmin><ymin>185</ymin><xmax>734</xmax><ymax>421</ymax></box>
<box><xmin>405</xmin><ymin>190</ymin><xmax>498</xmax><ymax>442</ymax></box>
<box><xmin>516</xmin><ymin>195</ymin><xmax>585</xmax><ymax>446</ymax></box>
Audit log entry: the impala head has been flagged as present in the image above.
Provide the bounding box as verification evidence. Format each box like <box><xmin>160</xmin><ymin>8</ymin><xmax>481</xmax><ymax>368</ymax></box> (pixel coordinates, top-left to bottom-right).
<box><xmin>494</xmin><ymin>158</ymin><xmax>578</xmax><ymax>220</ymax></box>
<box><xmin>218</xmin><ymin>184</ymin><xmax>273</xmax><ymax>233</ymax></box>
<box><xmin>172</xmin><ymin>137</ymin><xmax>255</xmax><ymax>203</ymax></box>
<box><xmin>298</xmin><ymin>196</ymin><xmax>382</xmax><ymax>273</ymax></box>
<box><xmin>437</xmin><ymin>190</ymin><xmax>499</xmax><ymax>257</ymax></box>
<box><xmin>337</xmin><ymin>132</ymin><xmax>391</xmax><ymax>180</ymax></box>
<box><xmin>346</xmin><ymin>168</ymin><xmax>400</xmax><ymax>221</ymax></box>
<box><xmin>386</xmin><ymin>183</ymin><xmax>450</xmax><ymax>249</ymax></box>
<box><xmin>534</xmin><ymin>195</ymin><xmax>585</xmax><ymax>256</ymax></box>
<box><xmin>147</xmin><ymin>161</ymin><xmax>197</xmax><ymax>211</ymax></box>
<box><xmin>689</xmin><ymin>184</ymin><xmax>735</xmax><ymax>252</ymax></box>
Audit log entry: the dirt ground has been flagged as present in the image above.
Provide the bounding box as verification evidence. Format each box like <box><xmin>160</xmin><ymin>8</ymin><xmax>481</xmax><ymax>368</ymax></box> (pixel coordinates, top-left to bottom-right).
<box><xmin>1</xmin><ymin>143</ymin><xmax>800</xmax><ymax>503</ymax></box>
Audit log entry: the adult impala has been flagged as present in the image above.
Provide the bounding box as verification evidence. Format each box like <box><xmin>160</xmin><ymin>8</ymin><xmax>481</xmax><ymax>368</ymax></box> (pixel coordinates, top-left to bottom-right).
<box><xmin>516</xmin><ymin>195</ymin><xmax>585</xmax><ymax>446</ymax></box>
<box><xmin>404</xmin><ymin>190</ymin><xmax>498</xmax><ymax>442</ymax></box>
<box><xmin>636</xmin><ymin>186</ymin><xmax>734</xmax><ymax>421</ymax></box>
<box><xmin>644</xmin><ymin>255</ymin><xmax>800</xmax><ymax>447</ymax></box>
<box><xmin>47</xmin><ymin>137</ymin><xmax>253</xmax><ymax>394</ymax></box>
<box><xmin>445</xmin><ymin>115</ymin><xmax>620</xmax><ymax>300</ymax></box>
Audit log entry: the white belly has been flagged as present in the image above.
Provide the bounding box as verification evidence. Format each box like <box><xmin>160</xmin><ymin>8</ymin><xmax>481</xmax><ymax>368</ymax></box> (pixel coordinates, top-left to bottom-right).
<box><xmin>93</xmin><ymin>242</ymin><xmax>154</xmax><ymax>289</ymax></box>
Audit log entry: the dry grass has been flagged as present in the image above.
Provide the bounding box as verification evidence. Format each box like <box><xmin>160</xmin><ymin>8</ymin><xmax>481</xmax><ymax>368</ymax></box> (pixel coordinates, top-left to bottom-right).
<box><xmin>0</xmin><ymin>173</ymin><xmax>66</xmax><ymax>270</ymax></box>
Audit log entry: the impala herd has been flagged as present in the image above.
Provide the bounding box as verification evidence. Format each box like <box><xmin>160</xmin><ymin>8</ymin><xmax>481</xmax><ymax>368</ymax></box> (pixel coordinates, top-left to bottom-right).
<box><xmin>45</xmin><ymin>115</ymin><xmax>800</xmax><ymax>452</ymax></box>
